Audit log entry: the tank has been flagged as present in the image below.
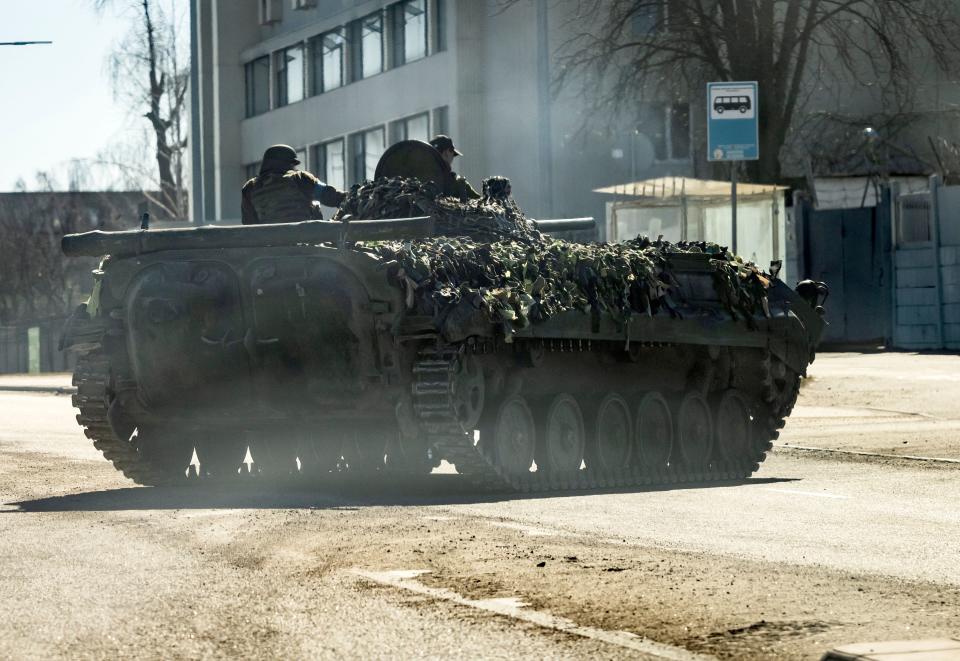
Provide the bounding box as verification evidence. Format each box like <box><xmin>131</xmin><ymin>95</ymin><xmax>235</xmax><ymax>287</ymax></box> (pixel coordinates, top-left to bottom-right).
<box><xmin>60</xmin><ymin>144</ymin><xmax>827</xmax><ymax>491</ymax></box>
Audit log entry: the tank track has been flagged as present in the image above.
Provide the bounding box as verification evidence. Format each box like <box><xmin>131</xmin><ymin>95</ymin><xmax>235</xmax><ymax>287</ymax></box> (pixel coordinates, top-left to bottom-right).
<box><xmin>71</xmin><ymin>350</ymin><xmax>176</xmax><ymax>486</ymax></box>
<box><xmin>414</xmin><ymin>346</ymin><xmax>793</xmax><ymax>492</ymax></box>
<box><xmin>70</xmin><ymin>346</ymin><xmax>797</xmax><ymax>492</ymax></box>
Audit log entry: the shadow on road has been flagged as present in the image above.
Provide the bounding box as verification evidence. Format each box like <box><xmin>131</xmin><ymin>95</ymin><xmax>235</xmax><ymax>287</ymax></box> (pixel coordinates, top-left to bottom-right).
<box><xmin>5</xmin><ymin>475</ymin><xmax>799</xmax><ymax>512</ymax></box>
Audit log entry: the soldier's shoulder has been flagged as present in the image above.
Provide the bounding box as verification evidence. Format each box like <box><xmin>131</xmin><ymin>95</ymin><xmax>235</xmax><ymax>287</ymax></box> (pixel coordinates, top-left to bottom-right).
<box><xmin>290</xmin><ymin>169</ymin><xmax>320</xmax><ymax>184</ymax></box>
<box><xmin>242</xmin><ymin>177</ymin><xmax>257</xmax><ymax>191</ymax></box>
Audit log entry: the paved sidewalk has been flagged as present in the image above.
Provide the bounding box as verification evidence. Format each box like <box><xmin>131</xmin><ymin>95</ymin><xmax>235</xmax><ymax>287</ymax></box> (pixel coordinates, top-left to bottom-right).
<box><xmin>780</xmin><ymin>351</ymin><xmax>960</xmax><ymax>460</ymax></box>
<box><xmin>0</xmin><ymin>373</ymin><xmax>75</xmax><ymax>394</ymax></box>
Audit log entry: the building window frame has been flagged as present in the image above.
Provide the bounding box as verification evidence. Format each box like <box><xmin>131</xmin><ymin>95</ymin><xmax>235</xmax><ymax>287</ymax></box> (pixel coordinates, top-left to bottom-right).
<box><xmin>350</xmin><ymin>125</ymin><xmax>386</xmax><ymax>185</ymax></box>
<box><xmin>310</xmin><ymin>28</ymin><xmax>344</xmax><ymax>95</ymax></box>
<box><xmin>390</xmin><ymin>112</ymin><xmax>431</xmax><ymax>144</ymax></box>
<box><xmin>433</xmin><ymin>0</ymin><xmax>446</xmax><ymax>52</ymax></box>
<box><xmin>391</xmin><ymin>0</ymin><xmax>428</xmax><ymax>66</ymax></box>
<box><xmin>432</xmin><ymin>105</ymin><xmax>449</xmax><ymax>136</ymax></box>
<box><xmin>259</xmin><ymin>0</ymin><xmax>282</xmax><ymax>26</ymax></box>
<box><xmin>275</xmin><ymin>42</ymin><xmax>306</xmax><ymax>107</ymax></box>
<box><xmin>311</xmin><ymin>138</ymin><xmax>346</xmax><ymax>192</ymax></box>
<box><xmin>244</xmin><ymin>55</ymin><xmax>271</xmax><ymax>117</ymax></box>
<box><xmin>354</xmin><ymin>11</ymin><xmax>384</xmax><ymax>80</ymax></box>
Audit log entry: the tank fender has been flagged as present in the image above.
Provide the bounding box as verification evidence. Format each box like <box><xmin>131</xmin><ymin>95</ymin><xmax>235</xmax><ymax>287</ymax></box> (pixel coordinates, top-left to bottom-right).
<box><xmin>767</xmin><ymin>310</ymin><xmax>815</xmax><ymax>375</ymax></box>
<box><xmin>59</xmin><ymin>302</ymin><xmax>106</xmax><ymax>353</ymax></box>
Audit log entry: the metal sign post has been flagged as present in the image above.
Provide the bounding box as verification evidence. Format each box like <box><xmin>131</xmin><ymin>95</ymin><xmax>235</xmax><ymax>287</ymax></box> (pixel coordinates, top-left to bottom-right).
<box><xmin>707</xmin><ymin>81</ymin><xmax>759</xmax><ymax>254</ymax></box>
<box><xmin>731</xmin><ymin>165</ymin><xmax>738</xmax><ymax>253</ymax></box>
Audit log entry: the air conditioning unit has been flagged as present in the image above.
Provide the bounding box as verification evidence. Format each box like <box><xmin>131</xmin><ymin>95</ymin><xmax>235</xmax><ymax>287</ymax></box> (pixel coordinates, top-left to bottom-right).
<box><xmin>291</xmin><ymin>0</ymin><xmax>316</xmax><ymax>9</ymax></box>
<box><xmin>259</xmin><ymin>0</ymin><xmax>282</xmax><ymax>25</ymax></box>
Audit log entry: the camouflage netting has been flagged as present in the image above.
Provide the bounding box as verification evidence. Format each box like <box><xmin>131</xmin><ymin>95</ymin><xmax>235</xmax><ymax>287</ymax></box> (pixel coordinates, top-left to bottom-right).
<box><xmin>347</xmin><ymin>177</ymin><xmax>772</xmax><ymax>340</ymax></box>
<box><xmin>334</xmin><ymin>176</ymin><xmax>530</xmax><ymax>241</ymax></box>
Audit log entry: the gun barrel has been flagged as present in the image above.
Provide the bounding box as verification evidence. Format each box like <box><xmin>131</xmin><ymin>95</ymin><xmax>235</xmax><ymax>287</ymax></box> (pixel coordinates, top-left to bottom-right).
<box><xmin>532</xmin><ymin>218</ymin><xmax>596</xmax><ymax>232</ymax></box>
<box><xmin>61</xmin><ymin>217</ymin><xmax>435</xmax><ymax>257</ymax></box>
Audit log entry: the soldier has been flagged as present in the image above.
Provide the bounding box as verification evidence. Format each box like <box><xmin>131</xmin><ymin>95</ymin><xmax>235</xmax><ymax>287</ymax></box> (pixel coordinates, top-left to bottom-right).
<box><xmin>429</xmin><ymin>135</ymin><xmax>481</xmax><ymax>202</ymax></box>
<box><xmin>241</xmin><ymin>144</ymin><xmax>345</xmax><ymax>225</ymax></box>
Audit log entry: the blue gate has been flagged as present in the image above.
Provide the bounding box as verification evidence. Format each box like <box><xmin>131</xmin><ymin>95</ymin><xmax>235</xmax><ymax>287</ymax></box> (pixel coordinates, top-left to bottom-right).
<box><xmin>800</xmin><ymin>192</ymin><xmax>893</xmax><ymax>346</ymax></box>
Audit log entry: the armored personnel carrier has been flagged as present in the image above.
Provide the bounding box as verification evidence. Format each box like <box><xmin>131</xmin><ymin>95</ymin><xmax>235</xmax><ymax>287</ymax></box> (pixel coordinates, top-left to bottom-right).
<box><xmin>60</xmin><ymin>141</ymin><xmax>826</xmax><ymax>491</ymax></box>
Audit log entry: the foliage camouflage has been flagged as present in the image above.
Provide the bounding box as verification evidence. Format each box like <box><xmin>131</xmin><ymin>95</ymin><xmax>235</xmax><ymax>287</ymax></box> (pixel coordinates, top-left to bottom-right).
<box><xmin>334</xmin><ymin>176</ymin><xmax>528</xmax><ymax>241</ymax></box>
<box><xmin>345</xmin><ymin>177</ymin><xmax>773</xmax><ymax>339</ymax></box>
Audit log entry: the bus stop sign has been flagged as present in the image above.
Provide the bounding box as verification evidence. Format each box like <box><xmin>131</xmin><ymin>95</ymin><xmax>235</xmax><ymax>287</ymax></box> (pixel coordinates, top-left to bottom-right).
<box><xmin>707</xmin><ymin>81</ymin><xmax>758</xmax><ymax>161</ymax></box>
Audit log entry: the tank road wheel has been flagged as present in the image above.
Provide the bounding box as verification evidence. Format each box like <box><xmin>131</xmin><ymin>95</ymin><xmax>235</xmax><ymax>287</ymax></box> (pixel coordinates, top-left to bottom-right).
<box><xmin>135</xmin><ymin>427</ymin><xmax>192</xmax><ymax>484</ymax></box>
<box><xmin>451</xmin><ymin>354</ymin><xmax>485</xmax><ymax>432</ymax></box>
<box><xmin>675</xmin><ymin>392</ymin><xmax>714</xmax><ymax>469</ymax></box>
<box><xmin>249</xmin><ymin>436</ymin><xmax>298</xmax><ymax>480</ymax></box>
<box><xmin>297</xmin><ymin>435</ymin><xmax>342</xmax><ymax>477</ymax></box>
<box><xmin>540</xmin><ymin>393</ymin><xmax>585</xmax><ymax>475</ymax></box>
<box><xmin>634</xmin><ymin>392</ymin><xmax>672</xmax><ymax>470</ymax></box>
<box><xmin>713</xmin><ymin>391</ymin><xmax>752</xmax><ymax>462</ymax></box>
<box><xmin>493</xmin><ymin>396</ymin><xmax>536</xmax><ymax>477</ymax></box>
<box><xmin>341</xmin><ymin>430</ymin><xmax>386</xmax><ymax>473</ymax></box>
<box><xmin>195</xmin><ymin>433</ymin><xmax>246</xmax><ymax>479</ymax></box>
<box><xmin>587</xmin><ymin>393</ymin><xmax>633</xmax><ymax>471</ymax></box>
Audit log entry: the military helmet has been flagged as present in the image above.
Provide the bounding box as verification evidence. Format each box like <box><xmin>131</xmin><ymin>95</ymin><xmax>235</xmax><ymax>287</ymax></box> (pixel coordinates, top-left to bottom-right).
<box><xmin>263</xmin><ymin>145</ymin><xmax>300</xmax><ymax>165</ymax></box>
<box><xmin>429</xmin><ymin>135</ymin><xmax>462</xmax><ymax>156</ymax></box>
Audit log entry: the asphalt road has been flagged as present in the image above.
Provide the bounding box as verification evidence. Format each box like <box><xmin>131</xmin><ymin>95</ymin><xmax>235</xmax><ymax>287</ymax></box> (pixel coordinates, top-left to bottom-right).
<box><xmin>1</xmin><ymin>352</ymin><xmax>959</xmax><ymax>659</ymax></box>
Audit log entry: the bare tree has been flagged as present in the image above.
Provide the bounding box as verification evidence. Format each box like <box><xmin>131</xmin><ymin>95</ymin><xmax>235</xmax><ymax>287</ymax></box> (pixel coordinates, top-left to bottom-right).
<box><xmin>514</xmin><ymin>0</ymin><xmax>960</xmax><ymax>182</ymax></box>
<box><xmin>94</xmin><ymin>0</ymin><xmax>189</xmax><ymax>217</ymax></box>
<box><xmin>0</xmin><ymin>181</ymin><xmax>149</xmax><ymax>325</ymax></box>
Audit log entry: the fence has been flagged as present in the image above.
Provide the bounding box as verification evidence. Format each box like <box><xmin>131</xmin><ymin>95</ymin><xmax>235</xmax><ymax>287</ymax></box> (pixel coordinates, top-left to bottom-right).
<box><xmin>892</xmin><ymin>176</ymin><xmax>960</xmax><ymax>350</ymax></box>
<box><xmin>0</xmin><ymin>318</ymin><xmax>74</xmax><ymax>374</ymax></box>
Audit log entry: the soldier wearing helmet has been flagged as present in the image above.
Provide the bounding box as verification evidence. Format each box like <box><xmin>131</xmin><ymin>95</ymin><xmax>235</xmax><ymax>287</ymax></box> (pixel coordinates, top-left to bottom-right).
<box><xmin>429</xmin><ymin>135</ymin><xmax>480</xmax><ymax>202</ymax></box>
<box><xmin>241</xmin><ymin>145</ymin><xmax>346</xmax><ymax>225</ymax></box>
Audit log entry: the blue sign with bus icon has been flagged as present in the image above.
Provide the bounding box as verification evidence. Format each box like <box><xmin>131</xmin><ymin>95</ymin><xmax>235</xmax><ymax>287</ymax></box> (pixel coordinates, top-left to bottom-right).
<box><xmin>707</xmin><ymin>81</ymin><xmax>758</xmax><ymax>161</ymax></box>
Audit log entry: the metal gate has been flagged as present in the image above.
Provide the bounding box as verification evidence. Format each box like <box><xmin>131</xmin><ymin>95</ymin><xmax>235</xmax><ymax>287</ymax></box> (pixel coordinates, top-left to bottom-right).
<box><xmin>800</xmin><ymin>193</ymin><xmax>893</xmax><ymax>345</ymax></box>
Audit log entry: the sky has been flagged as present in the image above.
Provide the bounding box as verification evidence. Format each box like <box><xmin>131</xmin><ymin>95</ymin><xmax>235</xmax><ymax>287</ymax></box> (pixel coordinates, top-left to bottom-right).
<box><xmin>0</xmin><ymin>1</ymin><xmax>150</xmax><ymax>191</ymax></box>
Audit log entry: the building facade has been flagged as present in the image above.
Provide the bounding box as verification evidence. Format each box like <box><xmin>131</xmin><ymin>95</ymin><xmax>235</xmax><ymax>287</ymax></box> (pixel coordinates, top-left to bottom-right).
<box><xmin>191</xmin><ymin>0</ymin><xmax>690</xmax><ymax>228</ymax></box>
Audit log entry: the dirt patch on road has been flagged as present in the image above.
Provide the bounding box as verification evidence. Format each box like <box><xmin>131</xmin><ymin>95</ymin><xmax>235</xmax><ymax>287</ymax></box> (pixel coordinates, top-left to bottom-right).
<box><xmin>295</xmin><ymin>511</ymin><xmax>960</xmax><ymax>660</ymax></box>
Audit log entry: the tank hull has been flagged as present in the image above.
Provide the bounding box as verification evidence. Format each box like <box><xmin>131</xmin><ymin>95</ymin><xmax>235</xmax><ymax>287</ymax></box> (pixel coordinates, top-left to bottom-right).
<box><xmin>62</xmin><ymin>232</ymin><xmax>822</xmax><ymax>489</ymax></box>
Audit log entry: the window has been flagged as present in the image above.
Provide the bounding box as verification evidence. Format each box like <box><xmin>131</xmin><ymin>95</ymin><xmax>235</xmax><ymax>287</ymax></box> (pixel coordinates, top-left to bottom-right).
<box><xmin>432</xmin><ymin>105</ymin><xmax>448</xmax><ymax>136</ymax></box>
<box><xmin>245</xmin><ymin>56</ymin><xmax>270</xmax><ymax>117</ymax></box>
<box><xmin>291</xmin><ymin>0</ymin><xmax>316</xmax><ymax>9</ymax></box>
<box><xmin>392</xmin><ymin>0</ymin><xmax>427</xmax><ymax>65</ymax></box>
<box><xmin>275</xmin><ymin>44</ymin><xmax>305</xmax><ymax>107</ymax></box>
<box><xmin>435</xmin><ymin>0</ymin><xmax>446</xmax><ymax>51</ymax></box>
<box><xmin>351</xmin><ymin>127</ymin><xmax>385</xmax><ymax>184</ymax></box>
<box><xmin>312</xmin><ymin>30</ymin><xmax>344</xmax><ymax>94</ymax></box>
<box><xmin>392</xmin><ymin>113</ymin><xmax>430</xmax><ymax>143</ymax></box>
<box><xmin>359</xmin><ymin>12</ymin><xmax>384</xmax><ymax>79</ymax></box>
<box><xmin>639</xmin><ymin>102</ymin><xmax>690</xmax><ymax>161</ymax></box>
<box><xmin>310</xmin><ymin>29</ymin><xmax>344</xmax><ymax>94</ymax></box>
<box><xmin>311</xmin><ymin>139</ymin><xmax>346</xmax><ymax>191</ymax></box>
<box><xmin>632</xmin><ymin>0</ymin><xmax>666</xmax><ymax>35</ymax></box>
<box><xmin>259</xmin><ymin>0</ymin><xmax>281</xmax><ymax>25</ymax></box>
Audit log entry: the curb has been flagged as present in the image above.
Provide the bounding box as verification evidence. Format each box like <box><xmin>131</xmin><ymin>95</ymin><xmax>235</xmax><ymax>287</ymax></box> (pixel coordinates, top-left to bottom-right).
<box><xmin>778</xmin><ymin>443</ymin><xmax>960</xmax><ymax>465</ymax></box>
<box><xmin>0</xmin><ymin>385</ymin><xmax>77</xmax><ymax>395</ymax></box>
